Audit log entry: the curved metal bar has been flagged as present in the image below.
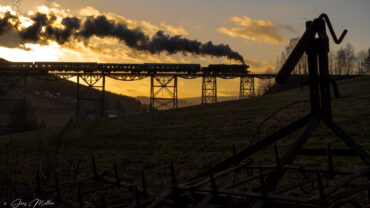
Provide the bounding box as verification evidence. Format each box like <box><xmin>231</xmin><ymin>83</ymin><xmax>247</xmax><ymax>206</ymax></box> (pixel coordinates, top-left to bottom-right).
<box><xmin>254</xmin><ymin>75</ymin><xmax>276</xmax><ymax>79</ymax></box>
<box><xmin>179</xmin><ymin>75</ymin><xmax>199</xmax><ymax>79</ymax></box>
<box><xmin>80</xmin><ymin>74</ymin><xmax>103</xmax><ymax>86</ymax></box>
<box><xmin>299</xmin><ymin>172</ymin><xmax>315</xmax><ymax>194</ymax></box>
<box><xmin>319</xmin><ymin>13</ymin><xmax>347</xmax><ymax>44</ymax></box>
<box><xmin>218</xmin><ymin>75</ymin><xmax>238</xmax><ymax>79</ymax></box>
<box><xmin>107</xmin><ymin>74</ymin><xmax>147</xmax><ymax>81</ymax></box>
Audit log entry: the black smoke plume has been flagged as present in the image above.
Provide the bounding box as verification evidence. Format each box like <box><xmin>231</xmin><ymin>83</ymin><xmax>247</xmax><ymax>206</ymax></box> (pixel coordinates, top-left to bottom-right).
<box><xmin>0</xmin><ymin>11</ymin><xmax>244</xmax><ymax>63</ymax></box>
<box><xmin>45</xmin><ymin>16</ymin><xmax>80</xmax><ymax>44</ymax></box>
<box><xmin>19</xmin><ymin>13</ymin><xmax>55</xmax><ymax>42</ymax></box>
<box><xmin>0</xmin><ymin>12</ymin><xmax>19</xmax><ymax>34</ymax></box>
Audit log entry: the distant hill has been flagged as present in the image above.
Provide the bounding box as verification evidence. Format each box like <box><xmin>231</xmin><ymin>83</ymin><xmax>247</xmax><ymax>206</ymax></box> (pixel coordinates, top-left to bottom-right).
<box><xmin>264</xmin><ymin>78</ymin><xmax>304</xmax><ymax>95</ymax></box>
<box><xmin>136</xmin><ymin>96</ymin><xmax>240</xmax><ymax>108</ymax></box>
<box><xmin>1</xmin><ymin>76</ymin><xmax>146</xmax><ymax>129</ymax></box>
<box><xmin>0</xmin><ymin>58</ymin><xmax>10</xmax><ymax>64</ymax></box>
<box><xmin>263</xmin><ymin>76</ymin><xmax>358</xmax><ymax>95</ymax></box>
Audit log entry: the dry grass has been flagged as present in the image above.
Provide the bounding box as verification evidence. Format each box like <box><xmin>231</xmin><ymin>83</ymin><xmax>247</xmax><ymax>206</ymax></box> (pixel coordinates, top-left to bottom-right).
<box><xmin>0</xmin><ymin>76</ymin><xmax>369</xmax><ymax>199</ymax></box>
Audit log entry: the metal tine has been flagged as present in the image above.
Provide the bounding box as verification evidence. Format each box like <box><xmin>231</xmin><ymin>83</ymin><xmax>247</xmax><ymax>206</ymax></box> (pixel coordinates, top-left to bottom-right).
<box><xmin>141</xmin><ymin>171</ymin><xmax>148</xmax><ymax>197</ymax></box>
<box><xmin>232</xmin><ymin>144</ymin><xmax>237</xmax><ymax>157</ymax></box>
<box><xmin>170</xmin><ymin>162</ymin><xmax>180</xmax><ymax>207</ymax></box>
<box><xmin>55</xmin><ymin>173</ymin><xmax>61</xmax><ymax>200</ymax></box>
<box><xmin>36</xmin><ymin>169</ymin><xmax>42</xmax><ymax>197</ymax></box>
<box><xmin>327</xmin><ymin>143</ymin><xmax>335</xmax><ymax>179</ymax></box>
<box><xmin>114</xmin><ymin>163</ymin><xmax>121</xmax><ymax>188</ymax></box>
<box><xmin>259</xmin><ymin>165</ymin><xmax>266</xmax><ymax>198</ymax></box>
<box><xmin>273</xmin><ymin>142</ymin><xmax>281</xmax><ymax>168</ymax></box>
<box><xmin>92</xmin><ymin>157</ymin><xmax>98</xmax><ymax>178</ymax></box>
<box><xmin>232</xmin><ymin>144</ymin><xmax>240</xmax><ymax>183</ymax></box>
<box><xmin>316</xmin><ymin>172</ymin><xmax>328</xmax><ymax>206</ymax></box>
<box><xmin>78</xmin><ymin>186</ymin><xmax>83</xmax><ymax>208</ymax></box>
<box><xmin>232</xmin><ymin>144</ymin><xmax>238</xmax><ymax>165</ymax></box>
<box><xmin>135</xmin><ymin>186</ymin><xmax>141</xmax><ymax>208</ymax></box>
<box><xmin>170</xmin><ymin>161</ymin><xmax>177</xmax><ymax>187</ymax></box>
<box><xmin>101</xmin><ymin>197</ymin><xmax>107</xmax><ymax>208</ymax></box>
<box><xmin>73</xmin><ymin>158</ymin><xmax>82</xmax><ymax>180</ymax></box>
<box><xmin>226</xmin><ymin>194</ymin><xmax>234</xmax><ymax>208</ymax></box>
<box><xmin>209</xmin><ymin>166</ymin><xmax>218</xmax><ymax>195</ymax></box>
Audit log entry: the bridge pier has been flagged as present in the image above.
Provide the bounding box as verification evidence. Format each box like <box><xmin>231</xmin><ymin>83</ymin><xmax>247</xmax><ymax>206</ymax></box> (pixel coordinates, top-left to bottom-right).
<box><xmin>0</xmin><ymin>74</ymin><xmax>27</xmax><ymax>127</ymax></box>
<box><xmin>239</xmin><ymin>76</ymin><xmax>255</xmax><ymax>99</ymax></box>
<box><xmin>201</xmin><ymin>75</ymin><xmax>217</xmax><ymax>104</ymax></box>
<box><xmin>76</xmin><ymin>73</ymin><xmax>105</xmax><ymax>121</ymax></box>
<box><xmin>150</xmin><ymin>75</ymin><xmax>178</xmax><ymax>111</ymax></box>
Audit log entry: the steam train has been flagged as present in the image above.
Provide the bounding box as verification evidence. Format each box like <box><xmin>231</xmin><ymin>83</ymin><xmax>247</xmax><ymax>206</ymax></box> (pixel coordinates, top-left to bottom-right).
<box><xmin>141</xmin><ymin>63</ymin><xmax>249</xmax><ymax>74</ymax></box>
<box><xmin>0</xmin><ymin>61</ymin><xmax>249</xmax><ymax>74</ymax></box>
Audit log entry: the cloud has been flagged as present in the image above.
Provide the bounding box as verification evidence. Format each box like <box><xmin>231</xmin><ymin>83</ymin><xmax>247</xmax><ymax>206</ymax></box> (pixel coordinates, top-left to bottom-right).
<box><xmin>274</xmin><ymin>19</ymin><xmax>298</xmax><ymax>34</ymax></box>
<box><xmin>78</xmin><ymin>7</ymin><xmax>159</xmax><ymax>35</ymax></box>
<box><xmin>245</xmin><ymin>58</ymin><xmax>275</xmax><ymax>73</ymax></box>
<box><xmin>78</xmin><ymin>6</ymin><xmax>189</xmax><ymax>37</ymax></box>
<box><xmin>160</xmin><ymin>22</ymin><xmax>189</xmax><ymax>36</ymax></box>
<box><xmin>217</xmin><ymin>16</ymin><xmax>296</xmax><ymax>45</ymax></box>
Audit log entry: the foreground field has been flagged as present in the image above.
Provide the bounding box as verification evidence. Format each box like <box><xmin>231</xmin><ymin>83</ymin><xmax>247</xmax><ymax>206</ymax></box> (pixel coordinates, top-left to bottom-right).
<box><xmin>0</xmin><ymin>76</ymin><xmax>369</xmax><ymax>195</ymax></box>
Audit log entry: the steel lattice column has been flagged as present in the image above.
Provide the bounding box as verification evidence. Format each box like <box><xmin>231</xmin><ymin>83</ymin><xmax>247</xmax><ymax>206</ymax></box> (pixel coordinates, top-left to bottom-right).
<box><xmin>201</xmin><ymin>75</ymin><xmax>217</xmax><ymax>104</ymax></box>
<box><xmin>0</xmin><ymin>74</ymin><xmax>27</xmax><ymax>127</ymax></box>
<box><xmin>150</xmin><ymin>75</ymin><xmax>178</xmax><ymax>111</ymax></box>
<box><xmin>76</xmin><ymin>73</ymin><xmax>105</xmax><ymax>121</ymax></box>
<box><xmin>239</xmin><ymin>76</ymin><xmax>255</xmax><ymax>99</ymax></box>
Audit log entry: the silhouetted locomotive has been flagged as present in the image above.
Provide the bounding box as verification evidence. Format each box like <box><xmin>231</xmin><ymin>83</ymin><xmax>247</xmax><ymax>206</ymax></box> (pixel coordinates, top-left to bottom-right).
<box><xmin>203</xmin><ymin>64</ymin><xmax>249</xmax><ymax>73</ymax></box>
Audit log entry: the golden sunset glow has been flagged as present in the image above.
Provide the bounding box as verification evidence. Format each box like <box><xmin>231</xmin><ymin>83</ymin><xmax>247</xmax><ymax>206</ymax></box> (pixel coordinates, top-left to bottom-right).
<box><xmin>0</xmin><ymin>1</ymin><xmax>368</xmax><ymax>98</ymax></box>
<box><xmin>0</xmin><ymin>43</ymin><xmax>61</xmax><ymax>62</ymax></box>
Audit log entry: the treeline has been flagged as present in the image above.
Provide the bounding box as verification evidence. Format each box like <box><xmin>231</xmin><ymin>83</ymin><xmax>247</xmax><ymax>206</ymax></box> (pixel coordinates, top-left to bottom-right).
<box><xmin>258</xmin><ymin>38</ymin><xmax>369</xmax><ymax>95</ymax></box>
<box><xmin>0</xmin><ymin>77</ymin><xmax>148</xmax><ymax>135</ymax></box>
<box><xmin>26</xmin><ymin>77</ymin><xmax>147</xmax><ymax>116</ymax></box>
<box><xmin>275</xmin><ymin>37</ymin><xmax>370</xmax><ymax>75</ymax></box>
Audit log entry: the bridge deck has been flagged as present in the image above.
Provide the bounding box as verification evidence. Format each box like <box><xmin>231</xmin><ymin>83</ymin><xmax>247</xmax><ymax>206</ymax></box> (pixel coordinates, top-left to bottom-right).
<box><xmin>0</xmin><ymin>62</ymin><xmax>362</xmax><ymax>80</ymax></box>
<box><xmin>0</xmin><ymin>62</ymin><xmax>278</xmax><ymax>78</ymax></box>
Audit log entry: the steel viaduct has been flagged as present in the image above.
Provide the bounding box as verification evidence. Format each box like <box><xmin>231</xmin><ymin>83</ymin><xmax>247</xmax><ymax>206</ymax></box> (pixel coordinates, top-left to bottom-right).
<box><xmin>0</xmin><ymin>62</ymin><xmax>356</xmax><ymax>121</ymax></box>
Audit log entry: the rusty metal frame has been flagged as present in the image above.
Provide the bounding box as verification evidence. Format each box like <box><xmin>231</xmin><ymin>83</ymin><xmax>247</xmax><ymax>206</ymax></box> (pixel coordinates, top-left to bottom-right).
<box><xmin>76</xmin><ymin>73</ymin><xmax>105</xmax><ymax>121</ymax></box>
<box><xmin>150</xmin><ymin>75</ymin><xmax>178</xmax><ymax>111</ymax></box>
<box><xmin>201</xmin><ymin>75</ymin><xmax>217</xmax><ymax>104</ymax></box>
<box><xmin>239</xmin><ymin>76</ymin><xmax>255</xmax><ymax>99</ymax></box>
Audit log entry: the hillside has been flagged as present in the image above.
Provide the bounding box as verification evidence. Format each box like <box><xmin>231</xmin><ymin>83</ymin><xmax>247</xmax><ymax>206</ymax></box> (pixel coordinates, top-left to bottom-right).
<box><xmin>0</xmin><ymin>76</ymin><xmax>369</xmax><ymax>193</ymax></box>
<box><xmin>0</xmin><ymin>76</ymin><xmax>146</xmax><ymax>129</ymax></box>
<box><xmin>136</xmin><ymin>95</ymin><xmax>239</xmax><ymax>108</ymax></box>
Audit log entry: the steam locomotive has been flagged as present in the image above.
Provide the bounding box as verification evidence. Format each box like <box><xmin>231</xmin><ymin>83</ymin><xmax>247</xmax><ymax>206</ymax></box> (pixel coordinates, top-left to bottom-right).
<box><xmin>203</xmin><ymin>64</ymin><xmax>249</xmax><ymax>73</ymax></box>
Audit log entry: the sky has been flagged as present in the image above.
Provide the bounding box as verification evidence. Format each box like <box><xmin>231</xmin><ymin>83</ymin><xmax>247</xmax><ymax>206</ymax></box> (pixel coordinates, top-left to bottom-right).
<box><xmin>0</xmin><ymin>0</ymin><xmax>369</xmax><ymax>98</ymax></box>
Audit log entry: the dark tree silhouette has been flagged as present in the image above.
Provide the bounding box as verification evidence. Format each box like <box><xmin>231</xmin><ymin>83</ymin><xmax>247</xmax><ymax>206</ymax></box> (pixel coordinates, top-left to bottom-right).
<box><xmin>365</xmin><ymin>48</ymin><xmax>370</xmax><ymax>74</ymax></box>
<box><xmin>5</xmin><ymin>101</ymin><xmax>40</xmax><ymax>133</ymax></box>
